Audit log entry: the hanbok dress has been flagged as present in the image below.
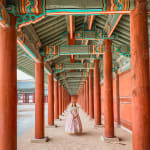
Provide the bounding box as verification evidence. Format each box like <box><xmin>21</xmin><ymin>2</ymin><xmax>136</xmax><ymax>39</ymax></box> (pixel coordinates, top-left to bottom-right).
<box><xmin>65</xmin><ymin>106</ymin><xmax>82</xmax><ymax>134</ymax></box>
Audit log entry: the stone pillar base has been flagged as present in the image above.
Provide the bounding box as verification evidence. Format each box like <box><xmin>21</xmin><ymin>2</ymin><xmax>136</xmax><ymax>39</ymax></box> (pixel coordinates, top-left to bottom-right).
<box><xmin>93</xmin><ymin>124</ymin><xmax>104</xmax><ymax>128</ymax></box>
<box><xmin>100</xmin><ymin>136</ymin><xmax>119</xmax><ymax>143</ymax></box>
<box><xmin>46</xmin><ymin>125</ymin><xmax>57</xmax><ymax>128</ymax></box>
<box><xmin>31</xmin><ymin>137</ymin><xmax>49</xmax><ymax>143</ymax></box>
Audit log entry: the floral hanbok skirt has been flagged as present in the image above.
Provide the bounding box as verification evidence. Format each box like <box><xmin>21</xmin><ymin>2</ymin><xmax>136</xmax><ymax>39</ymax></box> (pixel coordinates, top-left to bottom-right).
<box><xmin>65</xmin><ymin>112</ymin><xmax>82</xmax><ymax>134</ymax></box>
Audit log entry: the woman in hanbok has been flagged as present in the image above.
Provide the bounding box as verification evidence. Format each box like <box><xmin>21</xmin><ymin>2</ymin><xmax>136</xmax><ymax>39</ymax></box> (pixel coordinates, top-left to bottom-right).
<box><xmin>65</xmin><ymin>102</ymin><xmax>82</xmax><ymax>134</ymax></box>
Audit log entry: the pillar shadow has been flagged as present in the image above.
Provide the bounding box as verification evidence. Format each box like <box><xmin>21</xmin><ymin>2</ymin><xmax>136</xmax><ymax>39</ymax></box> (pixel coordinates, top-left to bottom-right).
<box><xmin>67</xmin><ymin>132</ymin><xmax>93</xmax><ymax>137</ymax></box>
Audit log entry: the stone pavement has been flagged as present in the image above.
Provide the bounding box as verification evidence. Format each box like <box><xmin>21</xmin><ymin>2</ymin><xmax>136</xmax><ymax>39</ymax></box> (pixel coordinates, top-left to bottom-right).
<box><xmin>18</xmin><ymin>105</ymin><xmax>132</xmax><ymax>150</ymax></box>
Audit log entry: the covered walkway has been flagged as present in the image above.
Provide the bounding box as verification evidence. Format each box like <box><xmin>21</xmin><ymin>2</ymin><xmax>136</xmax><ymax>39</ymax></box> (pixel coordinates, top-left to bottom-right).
<box><xmin>0</xmin><ymin>1</ymin><xmax>150</xmax><ymax>150</ymax></box>
<box><xmin>18</xmin><ymin>104</ymin><xmax>132</xmax><ymax>150</ymax></box>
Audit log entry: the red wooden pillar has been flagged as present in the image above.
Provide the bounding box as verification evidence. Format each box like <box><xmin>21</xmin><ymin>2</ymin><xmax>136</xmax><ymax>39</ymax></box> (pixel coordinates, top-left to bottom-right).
<box><xmin>64</xmin><ymin>88</ymin><xmax>66</xmax><ymax>111</ymax></box>
<box><xmin>29</xmin><ymin>94</ymin><xmax>30</xmax><ymax>103</ymax></box>
<box><xmin>67</xmin><ymin>93</ymin><xmax>69</xmax><ymax>107</ymax></box>
<box><xmin>86</xmin><ymin>76</ymin><xmax>89</xmax><ymax>115</ymax></box>
<box><xmin>32</xmin><ymin>93</ymin><xmax>35</xmax><ymax>103</ymax></box>
<box><xmin>25</xmin><ymin>94</ymin><xmax>27</xmax><ymax>103</ymax></box>
<box><xmin>54</xmin><ymin>79</ymin><xmax>59</xmax><ymax>119</ymax></box>
<box><xmin>66</xmin><ymin>93</ymin><xmax>68</xmax><ymax>108</ymax></box>
<box><xmin>78</xmin><ymin>91</ymin><xmax>81</xmax><ymax>105</ymax></box>
<box><xmin>104</xmin><ymin>39</ymin><xmax>114</xmax><ymax>138</ymax></box>
<box><xmin>116</xmin><ymin>70</ymin><xmax>120</xmax><ymax>126</ymax></box>
<box><xmin>89</xmin><ymin>69</ymin><xmax>94</xmax><ymax>119</ymax></box>
<box><xmin>65</xmin><ymin>90</ymin><xmax>67</xmax><ymax>110</ymax></box>
<box><xmin>82</xmin><ymin>86</ymin><xmax>84</xmax><ymax>109</ymax></box>
<box><xmin>67</xmin><ymin>91</ymin><xmax>69</xmax><ymax>108</ymax></box>
<box><xmin>44</xmin><ymin>96</ymin><xmax>46</xmax><ymax>103</ymax></box>
<box><xmin>0</xmin><ymin>14</ymin><xmax>17</xmax><ymax>150</ymax></box>
<box><xmin>48</xmin><ymin>72</ymin><xmax>54</xmax><ymax>126</ymax></box>
<box><xmin>80</xmin><ymin>88</ymin><xmax>82</xmax><ymax>108</ymax></box>
<box><xmin>66</xmin><ymin>90</ymin><xmax>67</xmax><ymax>109</ymax></box>
<box><xmin>71</xmin><ymin>95</ymin><xmax>77</xmax><ymax>102</ymax></box>
<box><xmin>62</xmin><ymin>87</ymin><xmax>64</xmax><ymax>113</ymax></box>
<box><xmin>84</xmin><ymin>83</ymin><xmax>86</xmax><ymax>112</ymax></box>
<box><xmin>77</xmin><ymin>93</ymin><xmax>79</xmax><ymax>104</ymax></box>
<box><xmin>23</xmin><ymin>93</ymin><xmax>25</xmax><ymax>103</ymax></box>
<box><xmin>59</xmin><ymin>84</ymin><xmax>62</xmax><ymax>116</ymax></box>
<box><xmin>24</xmin><ymin>93</ymin><xmax>27</xmax><ymax>103</ymax></box>
<box><xmin>35</xmin><ymin>57</ymin><xmax>45</xmax><ymax>139</ymax></box>
<box><xmin>45</xmin><ymin>96</ymin><xmax>48</xmax><ymax>103</ymax></box>
<box><xmin>27</xmin><ymin>94</ymin><xmax>29</xmax><ymax>103</ymax></box>
<box><xmin>63</xmin><ymin>89</ymin><xmax>65</xmax><ymax>111</ymax></box>
<box><xmin>29</xmin><ymin>95</ymin><xmax>30</xmax><ymax>103</ymax></box>
<box><xmin>81</xmin><ymin>88</ymin><xmax>82</xmax><ymax>106</ymax></box>
<box><xmin>80</xmin><ymin>89</ymin><xmax>82</xmax><ymax>108</ymax></box>
<box><xmin>94</xmin><ymin>59</ymin><xmax>101</xmax><ymax>125</ymax></box>
<box><xmin>26</xmin><ymin>94</ymin><xmax>28</xmax><ymax>103</ymax></box>
<box><xmin>130</xmin><ymin>1</ymin><xmax>150</xmax><ymax>150</ymax></box>
<box><xmin>66</xmin><ymin>91</ymin><xmax>68</xmax><ymax>108</ymax></box>
<box><xmin>80</xmin><ymin>89</ymin><xmax>82</xmax><ymax>107</ymax></box>
<box><xmin>79</xmin><ymin>90</ymin><xmax>81</xmax><ymax>105</ymax></box>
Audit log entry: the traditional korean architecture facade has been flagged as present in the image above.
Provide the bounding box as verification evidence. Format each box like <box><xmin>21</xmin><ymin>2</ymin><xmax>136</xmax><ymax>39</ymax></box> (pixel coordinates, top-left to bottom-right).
<box><xmin>17</xmin><ymin>80</ymin><xmax>48</xmax><ymax>103</ymax></box>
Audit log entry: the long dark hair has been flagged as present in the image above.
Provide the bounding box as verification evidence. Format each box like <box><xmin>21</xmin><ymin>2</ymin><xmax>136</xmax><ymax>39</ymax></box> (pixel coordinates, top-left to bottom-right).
<box><xmin>72</xmin><ymin>102</ymin><xmax>76</xmax><ymax>107</ymax></box>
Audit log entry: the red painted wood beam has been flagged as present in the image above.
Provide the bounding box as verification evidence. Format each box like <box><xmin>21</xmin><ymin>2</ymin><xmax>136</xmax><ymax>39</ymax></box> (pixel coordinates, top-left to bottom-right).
<box><xmin>69</xmin><ymin>15</ymin><xmax>74</xmax><ymax>40</ymax></box>
<box><xmin>85</xmin><ymin>15</ymin><xmax>95</xmax><ymax>45</ymax></box>
<box><xmin>108</xmin><ymin>14</ymin><xmax>123</xmax><ymax>37</ymax></box>
<box><xmin>68</xmin><ymin>16</ymin><xmax>75</xmax><ymax>72</ymax></box>
<box><xmin>85</xmin><ymin>40</ymin><xmax>89</xmax><ymax>45</ymax></box>
<box><xmin>88</xmin><ymin>15</ymin><xmax>95</xmax><ymax>30</ymax></box>
<box><xmin>46</xmin><ymin>10</ymin><xmax>131</xmax><ymax>16</ymax></box>
<box><xmin>70</xmin><ymin>54</ymin><xmax>75</xmax><ymax>63</ymax></box>
<box><xmin>17</xmin><ymin>40</ymin><xmax>40</xmax><ymax>62</ymax></box>
<box><xmin>47</xmin><ymin>10</ymin><xmax>150</xmax><ymax>16</ymax></box>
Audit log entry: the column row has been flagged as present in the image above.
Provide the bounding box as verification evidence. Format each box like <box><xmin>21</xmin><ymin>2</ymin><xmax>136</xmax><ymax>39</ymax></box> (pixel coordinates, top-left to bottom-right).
<box><xmin>48</xmin><ymin>72</ymin><xmax>71</xmax><ymax>126</ymax></box>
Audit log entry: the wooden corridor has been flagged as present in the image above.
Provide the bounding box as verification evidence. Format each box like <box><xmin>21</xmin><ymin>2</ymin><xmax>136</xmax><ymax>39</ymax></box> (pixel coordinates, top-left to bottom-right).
<box><xmin>0</xmin><ymin>1</ymin><xmax>150</xmax><ymax>150</ymax></box>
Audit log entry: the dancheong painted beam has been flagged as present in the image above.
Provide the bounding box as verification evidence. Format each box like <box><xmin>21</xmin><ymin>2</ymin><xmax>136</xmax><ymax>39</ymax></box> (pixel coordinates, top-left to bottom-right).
<box><xmin>43</xmin><ymin>44</ymin><xmax>130</xmax><ymax>62</ymax></box>
<box><xmin>1</xmin><ymin>1</ymin><xmax>150</xmax><ymax>29</ymax></box>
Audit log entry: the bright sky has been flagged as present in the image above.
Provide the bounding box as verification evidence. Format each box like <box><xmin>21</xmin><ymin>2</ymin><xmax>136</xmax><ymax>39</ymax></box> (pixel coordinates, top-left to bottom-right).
<box><xmin>17</xmin><ymin>69</ymin><xmax>34</xmax><ymax>81</ymax></box>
